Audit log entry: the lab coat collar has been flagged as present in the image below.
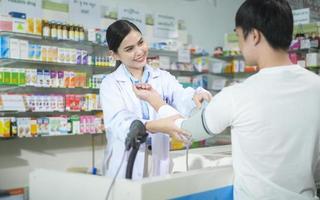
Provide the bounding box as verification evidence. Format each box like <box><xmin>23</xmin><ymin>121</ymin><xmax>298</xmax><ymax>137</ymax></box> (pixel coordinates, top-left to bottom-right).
<box><xmin>114</xmin><ymin>64</ymin><xmax>160</xmax><ymax>82</ymax></box>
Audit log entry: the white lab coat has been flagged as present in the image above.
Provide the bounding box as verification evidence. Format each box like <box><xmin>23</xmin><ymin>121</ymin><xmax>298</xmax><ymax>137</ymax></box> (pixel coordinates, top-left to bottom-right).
<box><xmin>100</xmin><ymin>64</ymin><xmax>197</xmax><ymax>180</ymax></box>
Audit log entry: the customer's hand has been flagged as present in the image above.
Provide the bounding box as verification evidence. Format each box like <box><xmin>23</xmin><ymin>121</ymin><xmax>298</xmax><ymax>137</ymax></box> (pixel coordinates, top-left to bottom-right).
<box><xmin>146</xmin><ymin>115</ymin><xmax>191</xmax><ymax>143</ymax></box>
<box><xmin>193</xmin><ymin>91</ymin><xmax>212</xmax><ymax>108</ymax></box>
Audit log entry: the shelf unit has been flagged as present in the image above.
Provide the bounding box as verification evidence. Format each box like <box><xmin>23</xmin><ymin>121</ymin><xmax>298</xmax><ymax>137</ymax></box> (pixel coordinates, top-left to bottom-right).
<box><xmin>0</xmin><ymin>132</ymin><xmax>104</xmax><ymax>141</ymax></box>
<box><xmin>0</xmin><ymin>85</ymin><xmax>99</xmax><ymax>94</ymax></box>
<box><xmin>213</xmin><ymin>54</ymin><xmax>244</xmax><ymax>61</ymax></box>
<box><xmin>0</xmin><ymin>110</ymin><xmax>102</xmax><ymax>117</ymax></box>
<box><xmin>288</xmin><ymin>48</ymin><xmax>319</xmax><ymax>54</ymax></box>
<box><xmin>0</xmin><ymin>31</ymin><xmax>106</xmax><ymax>51</ymax></box>
<box><xmin>167</xmin><ymin>69</ymin><xmax>255</xmax><ymax>78</ymax></box>
<box><xmin>0</xmin><ymin>31</ymin><xmax>107</xmax><ymax>139</ymax></box>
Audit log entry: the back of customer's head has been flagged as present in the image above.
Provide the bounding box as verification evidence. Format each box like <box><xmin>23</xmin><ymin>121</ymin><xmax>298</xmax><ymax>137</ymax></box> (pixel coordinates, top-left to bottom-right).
<box><xmin>106</xmin><ymin>20</ymin><xmax>141</xmax><ymax>53</ymax></box>
<box><xmin>235</xmin><ymin>0</ymin><xmax>293</xmax><ymax>51</ymax></box>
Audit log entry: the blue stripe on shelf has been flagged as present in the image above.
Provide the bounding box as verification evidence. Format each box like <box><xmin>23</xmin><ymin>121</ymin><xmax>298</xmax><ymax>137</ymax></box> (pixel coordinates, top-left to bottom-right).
<box><xmin>171</xmin><ymin>185</ymin><xmax>233</xmax><ymax>200</ymax></box>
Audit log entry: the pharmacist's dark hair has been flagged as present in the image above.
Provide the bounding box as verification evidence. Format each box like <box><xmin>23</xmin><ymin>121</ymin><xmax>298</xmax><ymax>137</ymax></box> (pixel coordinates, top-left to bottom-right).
<box><xmin>235</xmin><ymin>0</ymin><xmax>293</xmax><ymax>50</ymax></box>
<box><xmin>106</xmin><ymin>20</ymin><xmax>141</xmax><ymax>68</ymax></box>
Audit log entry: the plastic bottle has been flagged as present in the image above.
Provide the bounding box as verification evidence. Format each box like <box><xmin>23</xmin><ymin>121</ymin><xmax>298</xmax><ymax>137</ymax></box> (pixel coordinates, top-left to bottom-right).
<box><xmin>74</xmin><ymin>25</ymin><xmax>79</xmax><ymax>41</ymax></box>
<box><xmin>310</xmin><ymin>32</ymin><xmax>319</xmax><ymax>49</ymax></box>
<box><xmin>79</xmin><ymin>26</ymin><xmax>85</xmax><ymax>41</ymax></box>
<box><xmin>62</xmin><ymin>23</ymin><xmax>68</xmax><ymax>40</ymax></box>
<box><xmin>10</xmin><ymin>117</ymin><xmax>17</xmax><ymax>137</ymax></box>
<box><xmin>50</xmin><ymin>21</ymin><xmax>57</xmax><ymax>40</ymax></box>
<box><xmin>42</xmin><ymin>20</ymin><xmax>50</xmax><ymax>38</ymax></box>
<box><xmin>69</xmin><ymin>24</ymin><xmax>75</xmax><ymax>41</ymax></box>
<box><xmin>57</xmin><ymin>22</ymin><xmax>63</xmax><ymax>40</ymax></box>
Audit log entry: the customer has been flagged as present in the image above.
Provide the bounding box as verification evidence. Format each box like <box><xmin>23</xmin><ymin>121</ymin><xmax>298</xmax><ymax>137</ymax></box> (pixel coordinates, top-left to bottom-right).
<box><xmin>100</xmin><ymin>20</ymin><xmax>211</xmax><ymax>180</ymax></box>
<box><xmin>134</xmin><ymin>0</ymin><xmax>320</xmax><ymax>199</ymax></box>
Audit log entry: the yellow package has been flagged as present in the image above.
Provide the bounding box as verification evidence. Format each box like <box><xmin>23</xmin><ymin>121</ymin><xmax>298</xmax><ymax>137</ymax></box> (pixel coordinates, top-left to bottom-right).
<box><xmin>171</xmin><ymin>137</ymin><xmax>185</xmax><ymax>150</ymax></box>
<box><xmin>27</xmin><ymin>18</ymin><xmax>34</xmax><ymax>34</ymax></box>
<box><xmin>30</xmin><ymin>119</ymin><xmax>38</xmax><ymax>136</ymax></box>
<box><xmin>0</xmin><ymin>118</ymin><xmax>11</xmax><ymax>138</ymax></box>
<box><xmin>0</xmin><ymin>118</ymin><xmax>4</xmax><ymax>137</ymax></box>
<box><xmin>35</xmin><ymin>18</ymin><xmax>42</xmax><ymax>35</ymax></box>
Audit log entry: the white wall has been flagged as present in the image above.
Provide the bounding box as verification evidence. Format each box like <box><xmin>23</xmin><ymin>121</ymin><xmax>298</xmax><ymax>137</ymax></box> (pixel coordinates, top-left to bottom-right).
<box><xmin>100</xmin><ymin>0</ymin><xmax>244</xmax><ymax>52</ymax></box>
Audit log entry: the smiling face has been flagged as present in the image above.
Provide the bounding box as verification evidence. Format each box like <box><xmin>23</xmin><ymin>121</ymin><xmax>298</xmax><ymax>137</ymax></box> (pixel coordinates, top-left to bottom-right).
<box><xmin>113</xmin><ymin>30</ymin><xmax>148</xmax><ymax>70</ymax></box>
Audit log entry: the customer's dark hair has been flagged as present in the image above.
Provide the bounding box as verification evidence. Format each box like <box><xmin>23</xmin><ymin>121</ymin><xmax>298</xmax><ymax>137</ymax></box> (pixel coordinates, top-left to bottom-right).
<box><xmin>235</xmin><ymin>0</ymin><xmax>293</xmax><ymax>50</ymax></box>
<box><xmin>106</xmin><ymin>20</ymin><xmax>141</xmax><ymax>53</ymax></box>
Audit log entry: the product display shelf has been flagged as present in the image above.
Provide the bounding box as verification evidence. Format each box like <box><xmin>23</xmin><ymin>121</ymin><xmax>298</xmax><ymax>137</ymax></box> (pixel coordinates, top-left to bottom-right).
<box><xmin>0</xmin><ymin>85</ymin><xmax>99</xmax><ymax>94</ymax></box>
<box><xmin>306</xmin><ymin>66</ymin><xmax>320</xmax><ymax>69</ymax></box>
<box><xmin>0</xmin><ymin>58</ymin><xmax>94</xmax><ymax>71</ymax></box>
<box><xmin>167</xmin><ymin>69</ymin><xmax>203</xmax><ymax>76</ymax></box>
<box><xmin>306</xmin><ymin>67</ymin><xmax>320</xmax><ymax>74</ymax></box>
<box><xmin>209</xmin><ymin>71</ymin><xmax>256</xmax><ymax>78</ymax></box>
<box><xmin>0</xmin><ymin>31</ymin><xmax>109</xmax><ymax>140</ymax></box>
<box><xmin>0</xmin><ymin>31</ymin><xmax>107</xmax><ymax>51</ymax></box>
<box><xmin>0</xmin><ymin>110</ymin><xmax>102</xmax><ymax>118</ymax></box>
<box><xmin>149</xmin><ymin>49</ymin><xmax>178</xmax><ymax>58</ymax></box>
<box><xmin>165</xmin><ymin>69</ymin><xmax>255</xmax><ymax>78</ymax></box>
<box><xmin>191</xmin><ymin>52</ymin><xmax>210</xmax><ymax>58</ymax></box>
<box><xmin>0</xmin><ymin>132</ymin><xmax>105</xmax><ymax>140</ymax></box>
<box><xmin>288</xmin><ymin>48</ymin><xmax>319</xmax><ymax>54</ymax></box>
<box><xmin>213</xmin><ymin>54</ymin><xmax>244</xmax><ymax>61</ymax></box>
<box><xmin>92</xmin><ymin>66</ymin><xmax>115</xmax><ymax>74</ymax></box>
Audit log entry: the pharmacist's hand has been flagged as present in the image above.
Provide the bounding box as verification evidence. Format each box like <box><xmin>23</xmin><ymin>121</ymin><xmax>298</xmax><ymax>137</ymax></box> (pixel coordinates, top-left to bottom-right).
<box><xmin>132</xmin><ymin>83</ymin><xmax>156</xmax><ymax>102</ymax></box>
<box><xmin>133</xmin><ymin>83</ymin><xmax>166</xmax><ymax>111</ymax></box>
<box><xmin>193</xmin><ymin>90</ymin><xmax>212</xmax><ymax>109</ymax></box>
<box><xmin>146</xmin><ymin>115</ymin><xmax>191</xmax><ymax>142</ymax></box>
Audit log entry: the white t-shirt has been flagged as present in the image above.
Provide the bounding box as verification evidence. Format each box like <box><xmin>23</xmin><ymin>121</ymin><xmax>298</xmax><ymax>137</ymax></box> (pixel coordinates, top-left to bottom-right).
<box><xmin>205</xmin><ymin>65</ymin><xmax>320</xmax><ymax>199</ymax></box>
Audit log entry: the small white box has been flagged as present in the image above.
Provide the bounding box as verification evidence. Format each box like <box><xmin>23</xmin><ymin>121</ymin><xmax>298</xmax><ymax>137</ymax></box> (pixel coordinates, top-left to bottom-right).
<box><xmin>88</xmin><ymin>29</ymin><xmax>96</xmax><ymax>42</ymax></box>
<box><xmin>19</xmin><ymin>40</ymin><xmax>29</xmax><ymax>60</ymax></box>
<box><xmin>306</xmin><ymin>53</ymin><xmax>320</xmax><ymax>67</ymax></box>
<box><xmin>12</xmin><ymin>18</ymin><xmax>26</xmax><ymax>33</ymax></box>
<box><xmin>9</xmin><ymin>38</ymin><xmax>20</xmax><ymax>59</ymax></box>
<box><xmin>297</xmin><ymin>60</ymin><xmax>306</xmax><ymax>68</ymax></box>
<box><xmin>57</xmin><ymin>48</ymin><xmax>65</xmax><ymax>63</ymax></box>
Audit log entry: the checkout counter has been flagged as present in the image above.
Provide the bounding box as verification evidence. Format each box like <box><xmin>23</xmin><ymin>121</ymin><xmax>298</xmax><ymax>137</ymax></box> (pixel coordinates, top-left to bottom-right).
<box><xmin>29</xmin><ymin>145</ymin><xmax>234</xmax><ymax>200</ymax></box>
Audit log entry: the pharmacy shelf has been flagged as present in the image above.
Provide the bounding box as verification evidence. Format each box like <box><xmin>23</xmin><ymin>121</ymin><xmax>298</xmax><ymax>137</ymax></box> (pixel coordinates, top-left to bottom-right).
<box><xmin>0</xmin><ymin>31</ymin><xmax>107</xmax><ymax>50</ymax></box>
<box><xmin>167</xmin><ymin>69</ymin><xmax>255</xmax><ymax>78</ymax></box>
<box><xmin>306</xmin><ymin>66</ymin><xmax>320</xmax><ymax>69</ymax></box>
<box><xmin>0</xmin><ymin>58</ymin><xmax>116</xmax><ymax>72</ymax></box>
<box><xmin>306</xmin><ymin>67</ymin><xmax>320</xmax><ymax>75</ymax></box>
<box><xmin>213</xmin><ymin>55</ymin><xmax>244</xmax><ymax>61</ymax></box>
<box><xmin>0</xmin><ymin>110</ymin><xmax>102</xmax><ymax>117</ymax></box>
<box><xmin>191</xmin><ymin>53</ymin><xmax>210</xmax><ymax>58</ymax></box>
<box><xmin>209</xmin><ymin>71</ymin><xmax>256</xmax><ymax>78</ymax></box>
<box><xmin>288</xmin><ymin>48</ymin><xmax>319</xmax><ymax>54</ymax></box>
<box><xmin>0</xmin><ymin>132</ymin><xmax>105</xmax><ymax>140</ymax></box>
<box><xmin>149</xmin><ymin>49</ymin><xmax>178</xmax><ymax>58</ymax></box>
<box><xmin>92</xmin><ymin>66</ymin><xmax>115</xmax><ymax>74</ymax></box>
<box><xmin>0</xmin><ymin>31</ymin><xmax>42</xmax><ymax>39</ymax></box>
<box><xmin>0</xmin><ymin>58</ymin><xmax>94</xmax><ymax>71</ymax></box>
<box><xmin>0</xmin><ymin>85</ymin><xmax>99</xmax><ymax>94</ymax></box>
<box><xmin>167</xmin><ymin>69</ymin><xmax>203</xmax><ymax>76</ymax></box>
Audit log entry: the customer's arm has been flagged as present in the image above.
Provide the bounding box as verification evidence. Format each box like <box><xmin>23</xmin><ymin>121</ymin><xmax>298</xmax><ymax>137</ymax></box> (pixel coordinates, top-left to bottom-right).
<box><xmin>132</xmin><ymin>84</ymin><xmax>190</xmax><ymax>141</ymax></box>
<box><xmin>133</xmin><ymin>84</ymin><xmax>234</xmax><ymax>142</ymax></box>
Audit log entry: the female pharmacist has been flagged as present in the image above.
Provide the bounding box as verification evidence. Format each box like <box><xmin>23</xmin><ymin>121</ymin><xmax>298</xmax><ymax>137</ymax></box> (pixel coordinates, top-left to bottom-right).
<box><xmin>100</xmin><ymin>19</ymin><xmax>211</xmax><ymax>180</ymax></box>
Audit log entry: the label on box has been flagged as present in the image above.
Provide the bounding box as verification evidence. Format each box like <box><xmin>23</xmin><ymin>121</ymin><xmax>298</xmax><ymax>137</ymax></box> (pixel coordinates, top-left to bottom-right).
<box><xmin>12</xmin><ymin>18</ymin><xmax>26</xmax><ymax>33</ymax></box>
